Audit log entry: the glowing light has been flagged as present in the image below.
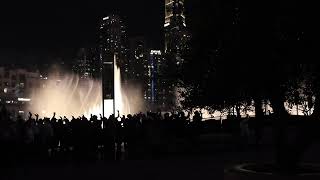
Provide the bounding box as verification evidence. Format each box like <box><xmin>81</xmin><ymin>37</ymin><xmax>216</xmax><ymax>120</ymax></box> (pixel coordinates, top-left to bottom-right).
<box><xmin>150</xmin><ymin>50</ymin><xmax>161</xmax><ymax>55</ymax></box>
<box><xmin>103</xmin><ymin>100</ymin><xmax>113</xmax><ymax>118</ymax></box>
<box><xmin>114</xmin><ymin>58</ymin><xmax>131</xmax><ymax>116</ymax></box>
<box><xmin>28</xmin><ymin>73</ymin><xmax>103</xmax><ymax>119</ymax></box>
<box><xmin>27</xmin><ymin>63</ymin><xmax>144</xmax><ymax>119</ymax></box>
<box><xmin>284</xmin><ymin>102</ymin><xmax>314</xmax><ymax>116</ymax></box>
<box><xmin>18</xmin><ymin>98</ymin><xmax>31</xmax><ymax>102</ymax></box>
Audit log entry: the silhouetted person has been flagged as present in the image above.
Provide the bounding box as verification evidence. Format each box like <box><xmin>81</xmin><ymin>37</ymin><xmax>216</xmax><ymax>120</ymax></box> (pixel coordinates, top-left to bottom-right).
<box><xmin>23</xmin><ymin>113</ymin><xmax>37</xmax><ymax>161</ymax></box>
<box><xmin>190</xmin><ymin>111</ymin><xmax>202</xmax><ymax>152</ymax></box>
<box><xmin>0</xmin><ymin>108</ymin><xmax>16</xmax><ymax>166</ymax></box>
<box><xmin>102</xmin><ymin>114</ymin><xmax>117</xmax><ymax>160</ymax></box>
<box><xmin>250</xmin><ymin>115</ymin><xmax>263</xmax><ymax>147</ymax></box>
<box><xmin>240</xmin><ymin>115</ymin><xmax>250</xmax><ymax>146</ymax></box>
<box><xmin>193</xmin><ymin>111</ymin><xmax>202</xmax><ymax>123</ymax></box>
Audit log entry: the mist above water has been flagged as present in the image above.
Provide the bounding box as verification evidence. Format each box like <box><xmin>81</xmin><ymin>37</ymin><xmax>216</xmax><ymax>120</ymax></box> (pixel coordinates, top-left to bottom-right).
<box><xmin>28</xmin><ymin>64</ymin><xmax>144</xmax><ymax>119</ymax></box>
<box><xmin>104</xmin><ymin>62</ymin><xmax>145</xmax><ymax>118</ymax></box>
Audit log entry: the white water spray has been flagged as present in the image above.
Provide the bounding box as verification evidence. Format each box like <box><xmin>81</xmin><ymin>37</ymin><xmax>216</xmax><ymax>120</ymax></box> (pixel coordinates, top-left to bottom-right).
<box><xmin>27</xmin><ymin>63</ymin><xmax>144</xmax><ymax>119</ymax></box>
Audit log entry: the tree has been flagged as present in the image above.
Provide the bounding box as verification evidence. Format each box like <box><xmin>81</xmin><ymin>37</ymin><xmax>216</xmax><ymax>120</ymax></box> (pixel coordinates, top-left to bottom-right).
<box><xmin>183</xmin><ymin>0</ymin><xmax>316</xmax><ymax>173</ymax></box>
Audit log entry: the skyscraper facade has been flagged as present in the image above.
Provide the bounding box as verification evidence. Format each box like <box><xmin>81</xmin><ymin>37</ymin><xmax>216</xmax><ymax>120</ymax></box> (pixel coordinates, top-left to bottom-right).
<box><xmin>148</xmin><ymin>50</ymin><xmax>163</xmax><ymax>106</ymax></box>
<box><xmin>164</xmin><ymin>0</ymin><xmax>190</xmax><ymax>65</ymax></box>
<box><xmin>72</xmin><ymin>48</ymin><xmax>100</xmax><ymax>79</ymax></box>
<box><xmin>128</xmin><ymin>37</ymin><xmax>149</xmax><ymax>84</ymax></box>
<box><xmin>0</xmin><ymin>66</ymin><xmax>40</xmax><ymax>118</ymax></box>
<box><xmin>128</xmin><ymin>37</ymin><xmax>160</xmax><ymax>108</ymax></box>
<box><xmin>100</xmin><ymin>14</ymin><xmax>128</xmax><ymax>68</ymax></box>
<box><xmin>162</xmin><ymin>0</ymin><xmax>191</xmax><ymax>110</ymax></box>
<box><xmin>99</xmin><ymin>15</ymin><xmax>128</xmax><ymax>114</ymax></box>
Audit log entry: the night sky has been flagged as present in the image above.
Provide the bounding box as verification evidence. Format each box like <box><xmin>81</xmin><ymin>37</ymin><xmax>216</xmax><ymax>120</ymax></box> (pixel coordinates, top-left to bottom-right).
<box><xmin>0</xmin><ymin>0</ymin><xmax>164</xmax><ymax>64</ymax></box>
<box><xmin>0</xmin><ymin>0</ymin><xmax>314</xmax><ymax>65</ymax></box>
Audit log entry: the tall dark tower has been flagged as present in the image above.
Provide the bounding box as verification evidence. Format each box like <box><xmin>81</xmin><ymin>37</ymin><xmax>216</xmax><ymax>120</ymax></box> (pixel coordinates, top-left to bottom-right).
<box><xmin>164</xmin><ymin>0</ymin><xmax>190</xmax><ymax>65</ymax></box>
<box><xmin>99</xmin><ymin>14</ymin><xmax>128</xmax><ymax>66</ymax></box>
<box><xmin>162</xmin><ymin>0</ymin><xmax>190</xmax><ymax>111</ymax></box>
<box><xmin>72</xmin><ymin>48</ymin><xmax>100</xmax><ymax>79</ymax></box>
<box><xmin>99</xmin><ymin>15</ymin><xmax>128</xmax><ymax>116</ymax></box>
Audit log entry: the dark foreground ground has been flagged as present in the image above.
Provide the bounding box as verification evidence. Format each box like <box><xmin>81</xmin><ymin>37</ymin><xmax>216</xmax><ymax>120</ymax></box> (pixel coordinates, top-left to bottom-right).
<box><xmin>2</xmin><ymin>127</ymin><xmax>320</xmax><ymax>180</ymax></box>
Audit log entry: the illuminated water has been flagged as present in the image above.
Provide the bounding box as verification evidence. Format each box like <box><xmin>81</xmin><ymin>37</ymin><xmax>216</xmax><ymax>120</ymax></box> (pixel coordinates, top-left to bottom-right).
<box><xmin>102</xmin><ymin>61</ymin><xmax>141</xmax><ymax>118</ymax></box>
<box><xmin>28</xmin><ymin>62</ymin><xmax>143</xmax><ymax>119</ymax></box>
<box><xmin>26</xmin><ymin>62</ymin><xmax>311</xmax><ymax>120</ymax></box>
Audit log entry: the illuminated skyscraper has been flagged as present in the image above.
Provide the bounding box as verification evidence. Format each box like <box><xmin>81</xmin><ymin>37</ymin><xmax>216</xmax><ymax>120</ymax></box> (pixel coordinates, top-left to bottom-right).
<box><xmin>162</xmin><ymin>0</ymin><xmax>190</xmax><ymax>110</ymax></box>
<box><xmin>72</xmin><ymin>48</ymin><xmax>100</xmax><ymax>79</ymax></box>
<box><xmin>99</xmin><ymin>15</ymin><xmax>128</xmax><ymax>115</ymax></box>
<box><xmin>164</xmin><ymin>0</ymin><xmax>190</xmax><ymax>65</ymax></box>
<box><xmin>148</xmin><ymin>50</ymin><xmax>163</xmax><ymax>105</ymax></box>
<box><xmin>128</xmin><ymin>37</ymin><xmax>149</xmax><ymax>82</ymax></box>
<box><xmin>100</xmin><ymin>14</ymin><xmax>128</xmax><ymax>67</ymax></box>
<box><xmin>128</xmin><ymin>37</ymin><xmax>161</xmax><ymax>108</ymax></box>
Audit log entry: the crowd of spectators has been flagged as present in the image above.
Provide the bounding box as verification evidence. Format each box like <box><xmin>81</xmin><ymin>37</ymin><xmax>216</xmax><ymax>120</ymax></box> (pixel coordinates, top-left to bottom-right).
<box><xmin>0</xmin><ymin>105</ymin><xmax>205</xmax><ymax>165</ymax></box>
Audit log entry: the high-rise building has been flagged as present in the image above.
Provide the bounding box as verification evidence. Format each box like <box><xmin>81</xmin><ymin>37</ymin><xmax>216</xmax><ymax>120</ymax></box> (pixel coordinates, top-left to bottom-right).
<box><xmin>128</xmin><ymin>37</ymin><xmax>156</xmax><ymax>107</ymax></box>
<box><xmin>162</xmin><ymin>0</ymin><xmax>191</xmax><ymax>110</ymax></box>
<box><xmin>99</xmin><ymin>15</ymin><xmax>129</xmax><ymax>115</ymax></box>
<box><xmin>127</xmin><ymin>38</ymin><xmax>165</xmax><ymax>109</ymax></box>
<box><xmin>164</xmin><ymin>0</ymin><xmax>190</xmax><ymax>65</ymax></box>
<box><xmin>0</xmin><ymin>66</ymin><xmax>40</xmax><ymax>118</ymax></box>
<box><xmin>148</xmin><ymin>50</ymin><xmax>163</xmax><ymax>106</ymax></box>
<box><xmin>99</xmin><ymin>15</ymin><xmax>128</xmax><ymax>68</ymax></box>
<box><xmin>128</xmin><ymin>37</ymin><xmax>149</xmax><ymax>83</ymax></box>
<box><xmin>72</xmin><ymin>48</ymin><xmax>100</xmax><ymax>79</ymax></box>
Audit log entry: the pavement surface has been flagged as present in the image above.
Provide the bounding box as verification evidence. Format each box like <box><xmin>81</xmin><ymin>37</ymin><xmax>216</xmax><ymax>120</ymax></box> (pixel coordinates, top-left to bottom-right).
<box><xmin>2</xmin><ymin>130</ymin><xmax>320</xmax><ymax>180</ymax></box>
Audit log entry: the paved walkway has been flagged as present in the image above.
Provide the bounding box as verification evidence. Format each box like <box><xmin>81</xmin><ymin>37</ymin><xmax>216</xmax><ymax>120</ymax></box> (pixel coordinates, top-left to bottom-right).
<box><xmin>2</xmin><ymin>157</ymin><xmax>223</xmax><ymax>180</ymax></box>
<box><xmin>2</xmin><ymin>132</ymin><xmax>320</xmax><ymax>180</ymax></box>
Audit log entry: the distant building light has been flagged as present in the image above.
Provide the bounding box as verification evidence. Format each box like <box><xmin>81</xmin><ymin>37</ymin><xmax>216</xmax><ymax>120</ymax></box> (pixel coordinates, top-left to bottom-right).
<box><xmin>3</xmin><ymin>88</ymin><xmax>8</xmax><ymax>93</ymax></box>
<box><xmin>103</xmin><ymin>16</ymin><xmax>110</xmax><ymax>20</ymax></box>
<box><xmin>150</xmin><ymin>50</ymin><xmax>162</xmax><ymax>55</ymax></box>
<box><xmin>19</xmin><ymin>111</ymin><xmax>24</xmax><ymax>114</ymax></box>
<box><xmin>6</xmin><ymin>101</ymin><xmax>11</xmax><ymax>104</ymax></box>
<box><xmin>18</xmin><ymin>98</ymin><xmax>31</xmax><ymax>102</ymax></box>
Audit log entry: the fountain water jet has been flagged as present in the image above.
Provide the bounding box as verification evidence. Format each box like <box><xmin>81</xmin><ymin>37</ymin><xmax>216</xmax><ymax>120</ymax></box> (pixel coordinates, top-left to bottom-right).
<box><xmin>27</xmin><ymin>63</ymin><xmax>144</xmax><ymax>119</ymax></box>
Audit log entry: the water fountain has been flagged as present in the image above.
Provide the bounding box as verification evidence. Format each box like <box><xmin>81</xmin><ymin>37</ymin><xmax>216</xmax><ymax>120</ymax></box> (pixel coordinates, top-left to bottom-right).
<box><xmin>28</xmin><ymin>63</ymin><xmax>144</xmax><ymax>119</ymax></box>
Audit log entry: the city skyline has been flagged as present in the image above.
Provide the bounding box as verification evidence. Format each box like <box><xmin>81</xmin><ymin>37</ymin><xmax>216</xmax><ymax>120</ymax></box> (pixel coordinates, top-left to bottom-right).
<box><xmin>0</xmin><ymin>0</ymin><xmax>193</xmax><ymax>115</ymax></box>
<box><xmin>0</xmin><ymin>0</ymin><xmax>165</xmax><ymax>65</ymax></box>
<box><xmin>1</xmin><ymin>1</ymin><xmax>319</xmax><ymax>177</ymax></box>
<box><xmin>0</xmin><ymin>1</ymin><xmax>164</xmax><ymax>45</ymax></box>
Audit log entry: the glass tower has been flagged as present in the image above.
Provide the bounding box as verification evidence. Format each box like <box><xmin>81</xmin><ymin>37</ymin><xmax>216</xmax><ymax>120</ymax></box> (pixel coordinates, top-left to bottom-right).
<box><xmin>164</xmin><ymin>0</ymin><xmax>190</xmax><ymax>64</ymax></box>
